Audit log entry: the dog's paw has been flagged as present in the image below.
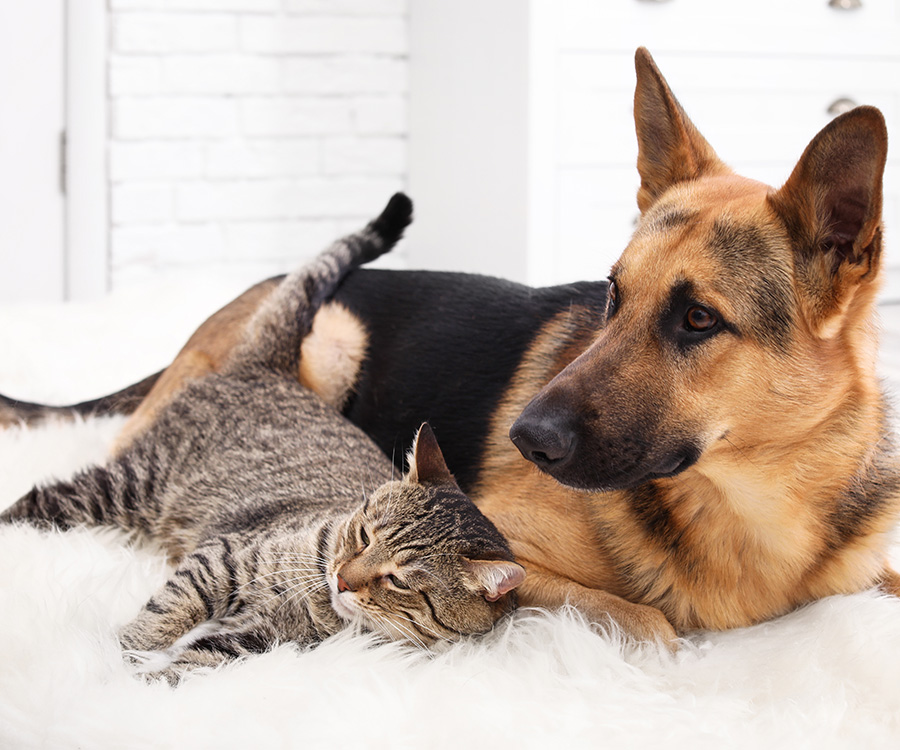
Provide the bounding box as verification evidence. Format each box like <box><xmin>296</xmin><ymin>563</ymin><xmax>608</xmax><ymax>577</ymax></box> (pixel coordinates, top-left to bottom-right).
<box><xmin>613</xmin><ymin>601</ymin><xmax>679</xmax><ymax>651</ymax></box>
<box><xmin>576</xmin><ymin>590</ymin><xmax>679</xmax><ymax>651</ymax></box>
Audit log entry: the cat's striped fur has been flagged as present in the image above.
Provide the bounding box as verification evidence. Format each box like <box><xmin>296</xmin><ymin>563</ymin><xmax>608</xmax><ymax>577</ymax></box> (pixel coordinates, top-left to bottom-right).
<box><xmin>1</xmin><ymin>194</ymin><xmax>524</xmax><ymax>684</ymax></box>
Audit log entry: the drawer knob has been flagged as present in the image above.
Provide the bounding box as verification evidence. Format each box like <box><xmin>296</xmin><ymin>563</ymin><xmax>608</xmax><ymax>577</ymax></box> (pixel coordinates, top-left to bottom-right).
<box><xmin>829</xmin><ymin>0</ymin><xmax>862</xmax><ymax>9</ymax></box>
<box><xmin>827</xmin><ymin>97</ymin><xmax>859</xmax><ymax>116</ymax></box>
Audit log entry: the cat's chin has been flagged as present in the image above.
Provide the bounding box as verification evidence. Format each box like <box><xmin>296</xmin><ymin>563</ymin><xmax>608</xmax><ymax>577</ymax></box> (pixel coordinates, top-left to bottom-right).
<box><xmin>330</xmin><ymin>590</ymin><xmax>358</xmax><ymax>622</ymax></box>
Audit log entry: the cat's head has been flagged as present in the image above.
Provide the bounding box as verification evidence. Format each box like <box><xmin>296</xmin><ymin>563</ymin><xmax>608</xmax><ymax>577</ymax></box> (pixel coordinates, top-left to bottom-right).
<box><xmin>328</xmin><ymin>424</ymin><xmax>525</xmax><ymax>646</ymax></box>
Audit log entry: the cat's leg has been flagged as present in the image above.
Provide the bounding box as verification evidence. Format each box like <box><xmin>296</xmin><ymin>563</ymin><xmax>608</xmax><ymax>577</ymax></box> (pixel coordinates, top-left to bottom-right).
<box><xmin>0</xmin><ymin>460</ymin><xmax>150</xmax><ymax>533</ymax></box>
<box><xmin>141</xmin><ymin>625</ymin><xmax>279</xmax><ymax>685</ymax></box>
<box><xmin>119</xmin><ymin>538</ymin><xmax>238</xmax><ymax>654</ymax></box>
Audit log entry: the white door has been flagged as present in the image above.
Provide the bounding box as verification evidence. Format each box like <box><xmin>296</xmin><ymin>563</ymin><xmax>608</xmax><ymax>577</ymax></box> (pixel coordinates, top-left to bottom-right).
<box><xmin>0</xmin><ymin>1</ymin><xmax>65</xmax><ymax>303</ymax></box>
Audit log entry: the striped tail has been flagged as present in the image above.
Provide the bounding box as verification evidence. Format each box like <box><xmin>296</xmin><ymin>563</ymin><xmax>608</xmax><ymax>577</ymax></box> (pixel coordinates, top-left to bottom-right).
<box><xmin>230</xmin><ymin>192</ymin><xmax>413</xmax><ymax>376</ymax></box>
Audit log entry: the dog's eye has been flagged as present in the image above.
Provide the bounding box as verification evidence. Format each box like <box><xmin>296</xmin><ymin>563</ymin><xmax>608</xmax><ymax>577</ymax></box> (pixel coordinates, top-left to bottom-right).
<box><xmin>606</xmin><ymin>279</ymin><xmax>619</xmax><ymax>318</ymax></box>
<box><xmin>684</xmin><ymin>306</ymin><xmax>717</xmax><ymax>332</ymax></box>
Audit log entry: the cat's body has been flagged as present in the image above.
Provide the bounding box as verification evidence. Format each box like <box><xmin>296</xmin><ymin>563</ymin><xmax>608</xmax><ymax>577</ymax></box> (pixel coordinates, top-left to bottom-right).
<box><xmin>1</xmin><ymin>194</ymin><xmax>524</xmax><ymax>683</ymax></box>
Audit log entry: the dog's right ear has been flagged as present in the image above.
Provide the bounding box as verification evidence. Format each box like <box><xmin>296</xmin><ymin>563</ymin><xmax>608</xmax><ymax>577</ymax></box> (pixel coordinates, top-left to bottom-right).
<box><xmin>633</xmin><ymin>48</ymin><xmax>730</xmax><ymax>213</ymax></box>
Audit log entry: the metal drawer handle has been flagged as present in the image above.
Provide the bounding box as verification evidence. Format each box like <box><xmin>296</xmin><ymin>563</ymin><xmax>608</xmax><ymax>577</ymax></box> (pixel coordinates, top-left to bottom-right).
<box><xmin>827</xmin><ymin>97</ymin><xmax>858</xmax><ymax>116</ymax></box>
<box><xmin>829</xmin><ymin>0</ymin><xmax>862</xmax><ymax>9</ymax></box>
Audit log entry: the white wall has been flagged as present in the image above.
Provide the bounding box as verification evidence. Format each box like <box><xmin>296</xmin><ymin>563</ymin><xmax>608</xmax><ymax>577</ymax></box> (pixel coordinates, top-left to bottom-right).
<box><xmin>4</xmin><ymin>3</ymin><xmax>899</xmax><ymax>298</ymax></box>
<box><xmin>107</xmin><ymin>0</ymin><xmax>409</xmax><ymax>290</ymax></box>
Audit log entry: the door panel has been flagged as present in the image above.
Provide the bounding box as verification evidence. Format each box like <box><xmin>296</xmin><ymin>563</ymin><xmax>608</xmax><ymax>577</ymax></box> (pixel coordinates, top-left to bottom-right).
<box><xmin>0</xmin><ymin>1</ymin><xmax>65</xmax><ymax>303</ymax></box>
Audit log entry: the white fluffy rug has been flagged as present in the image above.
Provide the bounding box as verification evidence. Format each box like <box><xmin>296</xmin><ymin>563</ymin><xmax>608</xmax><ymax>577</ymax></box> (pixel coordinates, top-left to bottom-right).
<box><xmin>3</xmin><ymin>275</ymin><xmax>900</xmax><ymax>749</ymax></box>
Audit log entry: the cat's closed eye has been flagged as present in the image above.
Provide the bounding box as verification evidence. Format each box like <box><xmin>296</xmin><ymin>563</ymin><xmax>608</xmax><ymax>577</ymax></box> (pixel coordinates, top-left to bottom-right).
<box><xmin>384</xmin><ymin>574</ymin><xmax>409</xmax><ymax>590</ymax></box>
<box><xmin>359</xmin><ymin>525</ymin><xmax>370</xmax><ymax>549</ymax></box>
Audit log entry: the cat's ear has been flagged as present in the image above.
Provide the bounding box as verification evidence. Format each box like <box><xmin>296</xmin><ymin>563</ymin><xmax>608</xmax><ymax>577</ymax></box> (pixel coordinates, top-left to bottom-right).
<box><xmin>464</xmin><ymin>559</ymin><xmax>526</xmax><ymax>602</ymax></box>
<box><xmin>406</xmin><ymin>423</ymin><xmax>454</xmax><ymax>484</ymax></box>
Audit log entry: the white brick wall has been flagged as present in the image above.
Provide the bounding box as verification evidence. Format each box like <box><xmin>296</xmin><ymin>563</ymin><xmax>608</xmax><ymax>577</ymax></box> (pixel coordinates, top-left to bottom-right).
<box><xmin>108</xmin><ymin>0</ymin><xmax>409</xmax><ymax>289</ymax></box>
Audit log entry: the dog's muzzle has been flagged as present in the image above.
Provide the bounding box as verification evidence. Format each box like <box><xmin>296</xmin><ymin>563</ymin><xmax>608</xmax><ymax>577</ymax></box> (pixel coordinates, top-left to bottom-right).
<box><xmin>509</xmin><ymin>395</ymin><xmax>702</xmax><ymax>492</ymax></box>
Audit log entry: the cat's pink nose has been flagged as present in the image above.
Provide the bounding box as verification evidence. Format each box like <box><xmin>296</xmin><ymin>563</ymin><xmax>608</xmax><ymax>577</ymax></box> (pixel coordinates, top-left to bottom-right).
<box><xmin>337</xmin><ymin>573</ymin><xmax>353</xmax><ymax>593</ymax></box>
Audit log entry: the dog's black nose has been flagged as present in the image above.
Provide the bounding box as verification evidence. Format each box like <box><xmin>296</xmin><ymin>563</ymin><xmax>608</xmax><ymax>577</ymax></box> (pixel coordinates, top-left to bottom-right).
<box><xmin>509</xmin><ymin>415</ymin><xmax>575</xmax><ymax>469</ymax></box>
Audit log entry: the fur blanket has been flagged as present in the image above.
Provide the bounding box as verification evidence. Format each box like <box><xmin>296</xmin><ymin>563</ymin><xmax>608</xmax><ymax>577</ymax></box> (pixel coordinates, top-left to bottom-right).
<box><xmin>3</xmin><ymin>275</ymin><xmax>900</xmax><ymax>749</ymax></box>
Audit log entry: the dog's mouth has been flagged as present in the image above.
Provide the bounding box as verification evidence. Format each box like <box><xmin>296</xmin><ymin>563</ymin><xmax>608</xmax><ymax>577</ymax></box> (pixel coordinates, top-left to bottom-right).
<box><xmin>645</xmin><ymin>449</ymin><xmax>698</xmax><ymax>481</ymax></box>
<box><xmin>510</xmin><ymin>414</ymin><xmax>701</xmax><ymax>492</ymax></box>
<box><xmin>545</xmin><ymin>446</ymin><xmax>699</xmax><ymax>492</ymax></box>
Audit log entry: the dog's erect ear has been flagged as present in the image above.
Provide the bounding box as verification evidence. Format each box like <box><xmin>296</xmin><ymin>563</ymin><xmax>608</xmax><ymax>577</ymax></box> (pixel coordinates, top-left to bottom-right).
<box><xmin>633</xmin><ymin>47</ymin><xmax>730</xmax><ymax>212</ymax></box>
<box><xmin>406</xmin><ymin>422</ymin><xmax>454</xmax><ymax>484</ymax></box>
<box><xmin>768</xmin><ymin>106</ymin><xmax>887</xmax><ymax>337</ymax></box>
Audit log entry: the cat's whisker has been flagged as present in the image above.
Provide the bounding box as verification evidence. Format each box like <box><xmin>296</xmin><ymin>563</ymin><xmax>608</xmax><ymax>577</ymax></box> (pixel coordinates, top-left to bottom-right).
<box><xmin>244</xmin><ymin>570</ymin><xmax>327</xmax><ymax>604</ymax></box>
<box><xmin>238</xmin><ymin>565</ymin><xmax>321</xmax><ymax>592</ymax></box>
<box><xmin>271</xmin><ymin>574</ymin><xmax>328</xmax><ymax>598</ymax></box>
<box><xmin>384</xmin><ymin>609</ymin><xmax>448</xmax><ymax>644</ymax></box>
<box><xmin>276</xmin><ymin>580</ymin><xmax>329</xmax><ymax>614</ymax></box>
<box><xmin>369</xmin><ymin>610</ymin><xmax>428</xmax><ymax>650</ymax></box>
<box><xmin>369</xmin><ymin>603</ymin><xmax>445</xmax><ymax>648</ymax></box>
<box><xmin>269</xmin><ymin>555</ymin><xmax>329</xmax><ymax>566</ymax></box>
<box><xmin>282</xmin><ymin>576</ymin><xmax>328</xmax><ymax>594</ymax></box>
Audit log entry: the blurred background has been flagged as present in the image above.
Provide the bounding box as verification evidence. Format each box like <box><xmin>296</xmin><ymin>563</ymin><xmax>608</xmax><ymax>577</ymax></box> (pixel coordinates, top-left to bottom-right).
<box><xmin>1</xmin><ymin>0</ymin><xmax>899</xmax><ymax>303</ymax></box>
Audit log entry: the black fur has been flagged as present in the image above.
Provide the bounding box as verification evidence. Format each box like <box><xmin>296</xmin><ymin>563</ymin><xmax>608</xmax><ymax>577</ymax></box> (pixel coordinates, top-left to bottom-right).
<box><xmin>333</xmin><ymin>270</ymin><xmax>609</xmax><ymax>491</ymax></box>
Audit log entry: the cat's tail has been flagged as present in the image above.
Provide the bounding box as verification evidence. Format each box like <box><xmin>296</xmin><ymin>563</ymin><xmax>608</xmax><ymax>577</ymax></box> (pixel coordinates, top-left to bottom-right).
<box><xmin>232</xmin><ymin>192</ymin><xmax>413</xmax><ymax>376</ymax></box>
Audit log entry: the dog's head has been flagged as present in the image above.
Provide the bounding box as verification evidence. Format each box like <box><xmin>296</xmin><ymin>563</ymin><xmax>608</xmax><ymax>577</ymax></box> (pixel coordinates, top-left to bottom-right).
<box><xmin>510</xmin><ymin>48</ymin><xmax>888</xmax><ymax>491</ymax></box>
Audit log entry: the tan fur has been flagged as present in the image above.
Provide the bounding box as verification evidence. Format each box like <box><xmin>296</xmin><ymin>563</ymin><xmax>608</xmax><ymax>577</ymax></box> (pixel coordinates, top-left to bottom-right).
<box><xmin>297</xmin><ymin>303</ymin><xmax>369</xmax><ymax>411</ymax></box>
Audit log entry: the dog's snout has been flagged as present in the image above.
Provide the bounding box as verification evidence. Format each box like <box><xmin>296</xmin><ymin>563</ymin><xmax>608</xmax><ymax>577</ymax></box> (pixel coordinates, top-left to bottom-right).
<box><xmin>509</xmin><ymin>413</ymin><xmax>576</xmax><ymax>469</ymax></box>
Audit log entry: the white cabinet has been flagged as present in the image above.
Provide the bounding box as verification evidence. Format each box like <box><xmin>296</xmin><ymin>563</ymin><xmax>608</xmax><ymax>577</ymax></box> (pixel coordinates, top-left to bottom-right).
<box><xmin>408</xmin><ymin>0</ymin><xmax>900</xmax><ymax>299</ymax></box>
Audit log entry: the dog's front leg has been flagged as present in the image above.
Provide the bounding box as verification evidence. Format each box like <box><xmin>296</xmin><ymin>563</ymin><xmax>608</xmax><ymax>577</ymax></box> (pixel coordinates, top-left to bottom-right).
<box><xmin>517</xmin><ymin>563</ymin><xmax>678</xmax><ymax>649</ymax></box>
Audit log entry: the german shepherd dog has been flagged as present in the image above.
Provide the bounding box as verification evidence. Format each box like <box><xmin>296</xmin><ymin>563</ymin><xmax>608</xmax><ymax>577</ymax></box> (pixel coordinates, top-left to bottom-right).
<box><xmin>4</xmin><ymin>49</ymin><xmax>899</xmax><ymax>645</ymax></box>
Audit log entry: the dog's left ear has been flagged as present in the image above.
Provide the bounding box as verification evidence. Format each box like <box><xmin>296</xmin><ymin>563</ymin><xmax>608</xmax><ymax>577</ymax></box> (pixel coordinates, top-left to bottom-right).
<box><xmin>769</xmin><ymin>106</ymin><xmax>887</xmax><ymax>338</ymax></box>
<box><xmin>406</xmin><ymin>423</ymin><xmax>454</xmax><ymax>484</ymax></box>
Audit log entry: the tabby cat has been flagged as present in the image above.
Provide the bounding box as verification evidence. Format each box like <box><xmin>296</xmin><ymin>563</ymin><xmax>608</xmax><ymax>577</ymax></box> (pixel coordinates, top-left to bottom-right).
<box><xmin>1</xmin><ymin>193</ymin><xmax>525</xmax><ymax>684</ymax></box>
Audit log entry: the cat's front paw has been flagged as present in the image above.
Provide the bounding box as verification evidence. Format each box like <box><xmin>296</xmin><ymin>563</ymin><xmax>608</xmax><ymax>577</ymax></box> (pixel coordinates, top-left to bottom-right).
<box><xmin>120</xmin><ymin>646</ymin><xmax>179</xmax><ymax>682</ymax></box>
<box><xmin>138</xmin><ymin>666</ymin><xmax>183</xmax><ymax>688</ymax></box>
